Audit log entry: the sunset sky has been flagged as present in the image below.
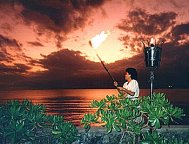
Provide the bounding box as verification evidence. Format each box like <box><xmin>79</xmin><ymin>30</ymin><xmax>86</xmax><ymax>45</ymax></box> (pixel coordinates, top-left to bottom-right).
<box><xmin>0</xmin><ymin>0</ymin><xmax>189</xmax><ymax>90</ymax></box>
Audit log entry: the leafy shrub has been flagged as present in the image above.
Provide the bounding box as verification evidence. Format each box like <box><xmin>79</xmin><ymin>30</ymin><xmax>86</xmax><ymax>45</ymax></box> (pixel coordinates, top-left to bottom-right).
<box><xmin>0</xmin><ymin>99</ymin><xmax>78</xmax><ymax>144</ymax></box>
<box><xmin>81</xmin><ymin>93</ymin><xmax>186</xmax><ymax>143</ymax></box>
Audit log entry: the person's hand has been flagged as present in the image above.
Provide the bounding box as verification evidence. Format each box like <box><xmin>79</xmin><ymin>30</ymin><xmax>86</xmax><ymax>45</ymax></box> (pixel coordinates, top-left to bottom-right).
<box><xmin>114</xmin><ymin>81</ymin><xmax>118</xmax><ymax>87</ymax></box>
<box><xmin>117</xmin><ymin>87</ymin><xmax>124</xmax><ymax>91</ymax></box>
<box><xmin>116</xmin><ymin>87</ymin><xmax>125</xmax><ymax>95</ymax></box>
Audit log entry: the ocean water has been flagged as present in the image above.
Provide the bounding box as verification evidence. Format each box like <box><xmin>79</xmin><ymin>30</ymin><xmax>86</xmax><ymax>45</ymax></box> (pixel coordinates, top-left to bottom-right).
<box><xmin>0</xmin><ymin>89</ymin><xmax>188</xmax><ymax>126</ymax></box>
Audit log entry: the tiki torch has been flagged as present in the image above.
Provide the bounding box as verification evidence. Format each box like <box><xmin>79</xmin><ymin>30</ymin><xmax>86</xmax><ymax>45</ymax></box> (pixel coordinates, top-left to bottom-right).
<box><xmin>142</xmin><ymin>38</ymin><xmax>163</xmax><ymax>98</ymax></box>
<box><xmin>89</xmin><ymin>31</ymin><xmax>116</xmax><ymax>83</ymax></box>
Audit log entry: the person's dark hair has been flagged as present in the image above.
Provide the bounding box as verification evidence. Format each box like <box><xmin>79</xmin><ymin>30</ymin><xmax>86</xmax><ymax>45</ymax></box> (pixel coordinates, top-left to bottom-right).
<box><xmin>125</xmin><ymin>68</ymin><xmax>138</xmax><ymax>80</ymax></box>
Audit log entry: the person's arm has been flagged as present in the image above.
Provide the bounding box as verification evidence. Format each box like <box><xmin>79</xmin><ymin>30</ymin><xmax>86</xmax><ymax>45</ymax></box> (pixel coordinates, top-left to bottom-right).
<box><xmin>114</xmin><ymin>81</ymin><xmax>135</xmax><ymax>96</ymax></box>
<box><xmin>116</xmin><ymin>87</ymin><xmax>135</xmax><ymax>96</ymax></box>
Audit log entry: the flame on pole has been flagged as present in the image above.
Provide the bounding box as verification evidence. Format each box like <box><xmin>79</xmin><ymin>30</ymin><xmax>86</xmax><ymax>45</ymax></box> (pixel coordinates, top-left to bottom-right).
<box><xmin>143</xmin><ymin>37</ymin><xmax>163</xmax><ymax>98</ymax></box>
<box><xmin>89</xmin><ymin>31</ymin><xmax>110</xmax><ymax>48</ymax></box>
<box><xmin>89</xmin><ymin>30</ymin><xmax>115</xmax><ymax>82</ymax></box>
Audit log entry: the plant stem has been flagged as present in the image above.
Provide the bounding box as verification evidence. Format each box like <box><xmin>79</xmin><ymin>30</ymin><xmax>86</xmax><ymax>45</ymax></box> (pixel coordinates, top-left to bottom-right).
<box><xmin>119</xmin><ymin>131</ymin><xmax>126</xmax><ymax>144</ymax></box>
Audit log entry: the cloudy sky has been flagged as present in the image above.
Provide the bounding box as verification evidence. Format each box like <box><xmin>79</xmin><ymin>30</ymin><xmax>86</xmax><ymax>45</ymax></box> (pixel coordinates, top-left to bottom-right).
<box><xmin>0</xmin><ymin>0</ymin><xmax>189</xmax><ymax>90</ymax></box>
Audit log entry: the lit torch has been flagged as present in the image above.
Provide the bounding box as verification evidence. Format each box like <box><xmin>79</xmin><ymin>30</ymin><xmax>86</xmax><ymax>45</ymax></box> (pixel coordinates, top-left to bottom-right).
<box><xmin>89</xmin><ymin>30</ymin><xmax>116</xmax><ymax>83</ymax></box>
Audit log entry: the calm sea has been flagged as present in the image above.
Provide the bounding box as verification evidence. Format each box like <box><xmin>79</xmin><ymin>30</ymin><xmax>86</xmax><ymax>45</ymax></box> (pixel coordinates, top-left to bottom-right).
<box><xmin>0</xmin><ymin>89</ymin><xmax>188</xmax><ymax>126</ymax></box>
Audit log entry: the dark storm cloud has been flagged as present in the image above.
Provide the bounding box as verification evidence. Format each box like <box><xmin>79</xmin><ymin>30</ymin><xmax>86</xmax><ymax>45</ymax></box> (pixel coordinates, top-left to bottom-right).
<box><xmin>172</xmin><ymin>23</ymin><xmax>189</xmax><ymax>41</ymax></box>
<box><xmin>16</xmin><ymin>0</ymin><xmax>106</xmax><ymax>33</ymax></box>
<box><xmin>0</xmin><ymin>63</ymin><xmax>30</xmax><ymax>73</ymax></box>
<box><xmin>71</xmin><ymin>0</ymin><xmax>105</xmax><ymax>8</ymax></box>
<box><xmin>0</xmin><ymin>0</ymin><xmax>107</xmax><ymax>51</ymax></box>
<box><xmin>0</xmin><ymin>72</ymin><xmax>27</xmax><ymax>90</ymax></box>
<box><xmin>0</xmin><ymin>59</ymin><xmax>43</xmax><ymax>90</ymax></box>
<box><xmin>27</xmin><ymin>41</ymin><xmax>44</xmax><ymax>47</ymax></box>
<box><xmin>161</xmin><ymin>43</ymin><xmax>189</xmax><ymax>69</ymax></box>
<box><xmin>118</xmin><ymin>8</ymin><xmax>177</xmax><ymax>35</ymax></box>
<box><xmin>0</xmin><ymin>34</ymin><xmax>21</xmax><ymax>61</ymax></box>
<box><xmin>0</xmin><ymin>34</ymin><xmax>21</xmax><ymax>48</ymax></box>
<box><xmin>117</xmin><ymin>9</ymin><xmax>177</xmax><ymax>52</ymax></box>
<box><xmin>3</xmin><ymin>0</ymin><xmax>105</xmax><ymax>48</ymax></box>
<box><xmin>39</xmin><ymin>49</ymin><xmax>93</xmax><ymax>81</ymax></box>
<box><xmin>40</xmin><ymin>49</ymin><xmax>101</xmax><ymax>73</ymax></box>
<box><xmin>0</xmin><ymin>50</ymin><xmax>11</xmax><ymax>61</ymax></box>
<box><xmin>24</xmin><ymin>48</ymin><xmax>116</xmax><ymax>89</ymax></box>
<box><xmin>0</xmin><ymin>34</ymin><xmax>40</xmax><ymax>75</ymax></box>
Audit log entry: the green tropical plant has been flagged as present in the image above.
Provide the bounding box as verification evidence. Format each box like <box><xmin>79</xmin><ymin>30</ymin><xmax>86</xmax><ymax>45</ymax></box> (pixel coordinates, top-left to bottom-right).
<box><xmin>0</xmin><ymin>99</ymin><xmax>78</xmax><ymax>144</ymax></box>
<box><xmin>81</xmin><ymin>93</ymin><xmax>185</xmax><ymax>143</ymax></box>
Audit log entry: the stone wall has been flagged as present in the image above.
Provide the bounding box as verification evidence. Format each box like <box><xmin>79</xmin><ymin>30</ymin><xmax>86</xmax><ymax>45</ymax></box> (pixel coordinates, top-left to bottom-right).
<box><xmin>73</xmin><ymin>125</ymin><xmax>189</xmax><ymax>144</ymax></box>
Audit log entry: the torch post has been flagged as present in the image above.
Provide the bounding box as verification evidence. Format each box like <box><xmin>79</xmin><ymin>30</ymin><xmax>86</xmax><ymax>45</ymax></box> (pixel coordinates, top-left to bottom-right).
<box><xmin>150</xmin><ymin>71</ymin><xmax>155</xmax><ymax>97</ymax></box>
<box><xmin>143</xmin><ymin>39</ymin><xmax>162</xmax><ymax>99</ymax></box>
<box><xmin>95</xmin><ymin>53</ymin><xmax>115</xmax><ymax>82</ymax></box>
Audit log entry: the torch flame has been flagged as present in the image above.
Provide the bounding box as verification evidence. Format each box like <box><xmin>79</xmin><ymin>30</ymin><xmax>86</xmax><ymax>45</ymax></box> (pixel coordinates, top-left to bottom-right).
<box><xmin>89</xmin><ymin>30</ymin><xmax>110</xmax><ymax>49</ymax></box>
<box><xmin>150</xmin><ymin>38</ymin><xmax>155</xmax><ymax>45</ymax></box>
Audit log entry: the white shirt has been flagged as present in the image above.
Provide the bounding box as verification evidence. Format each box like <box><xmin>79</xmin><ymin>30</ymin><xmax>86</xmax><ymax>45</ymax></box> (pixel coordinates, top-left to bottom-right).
<box><xmin>123</xmin><ymin>79</ymin><xmax>139</xmax><ymax>99</ymax></box>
